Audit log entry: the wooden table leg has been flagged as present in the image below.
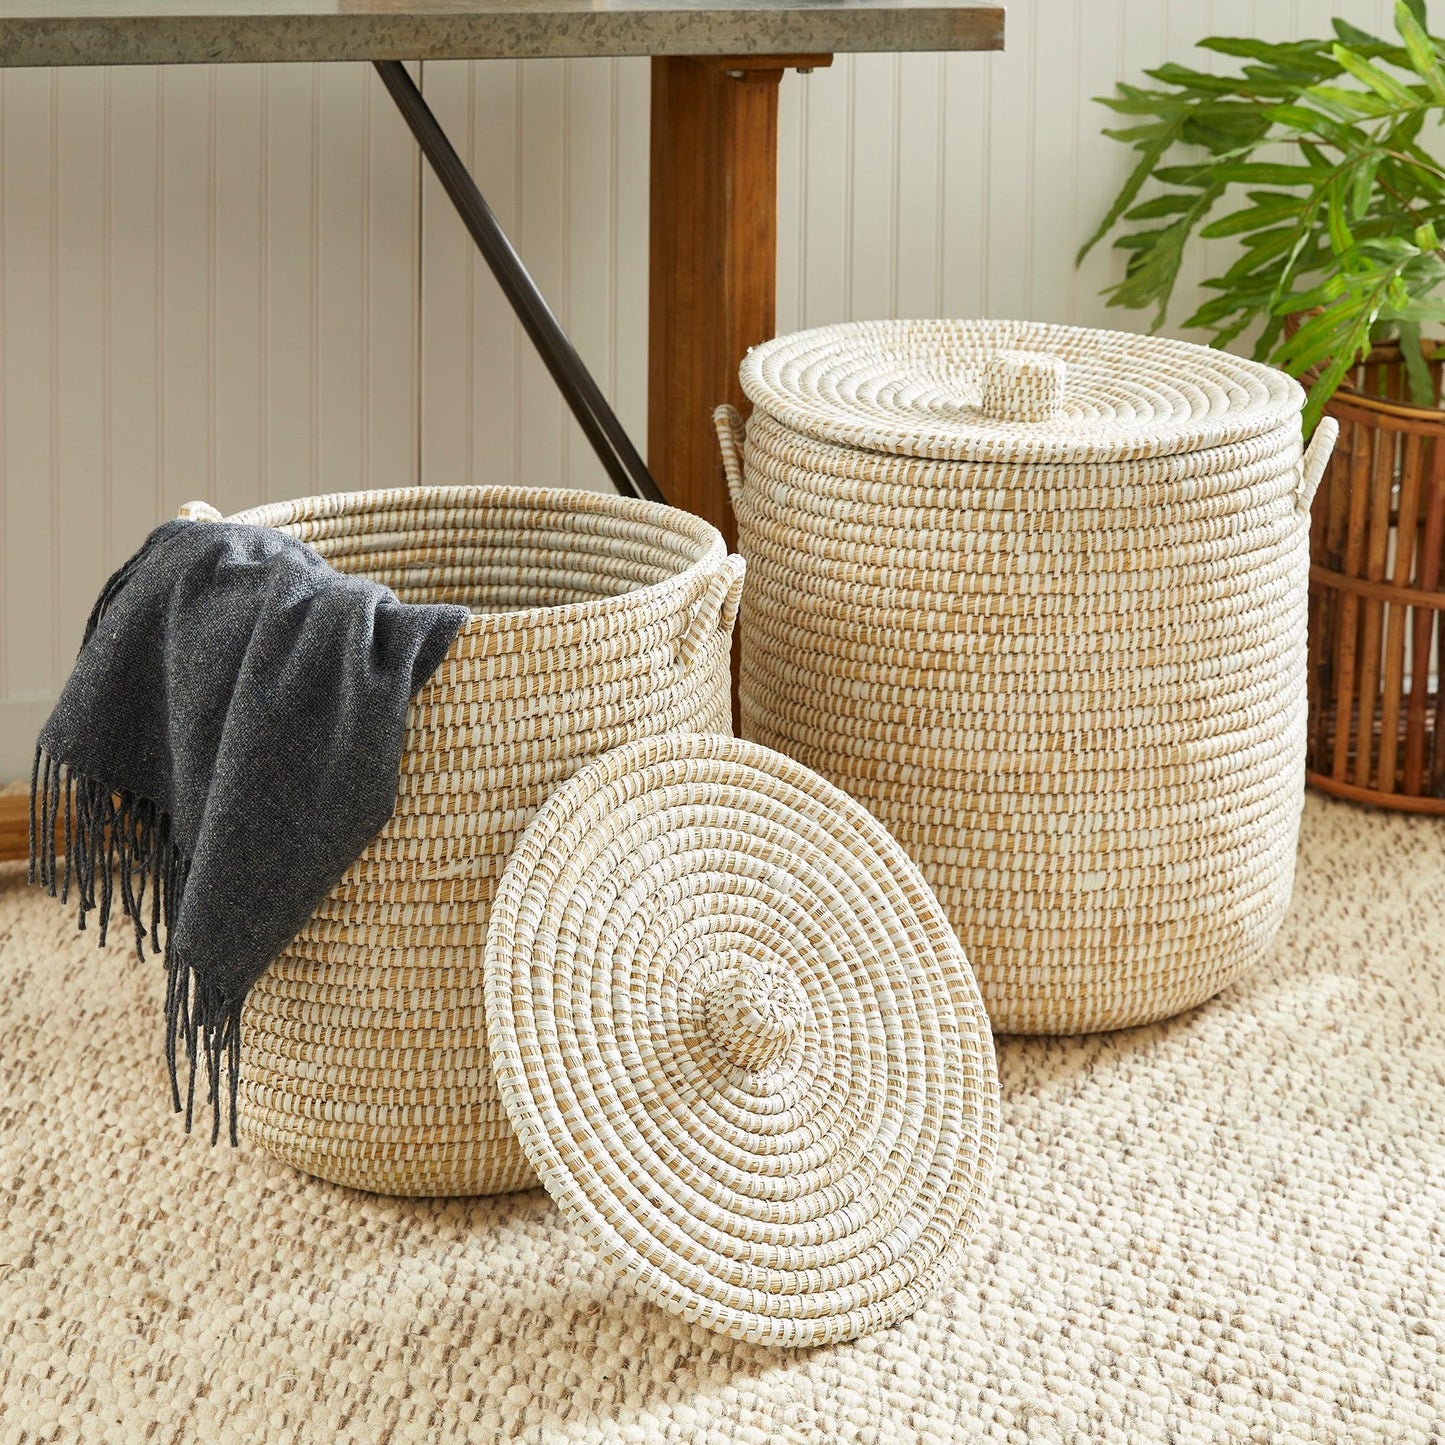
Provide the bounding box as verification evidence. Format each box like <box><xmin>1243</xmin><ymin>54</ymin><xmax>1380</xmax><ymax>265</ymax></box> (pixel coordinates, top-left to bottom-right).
<box><xmin>648</xmin><ymin>55</ymin><xmax>828</xmax><ymax>546</ymax></box>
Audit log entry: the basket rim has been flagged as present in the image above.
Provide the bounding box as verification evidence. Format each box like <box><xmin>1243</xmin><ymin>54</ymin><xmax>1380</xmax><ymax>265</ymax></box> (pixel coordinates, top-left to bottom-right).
<box><xmin>1324</xmin><ymin>376</ymin><xmax>1445</xmax><ymax>426</ymax></box>
<box><xmin>740</xmin><ymin>318</ymin><xmax>1305</xmax><ymax>466</ymax></box>
<box><xmin>739</xmin><ymin>408</ymin><xmax>1304</xmax><ymax>508</ymax></box>
<box><xmin>224</xmin><ymin>483</ymin><xmax>730</xmax><ymax>637</ymax></box>
<box><xmin>1286</xmin><ymin>320</ymin><xmax>1445</xmax><ymax>425</ymax></box>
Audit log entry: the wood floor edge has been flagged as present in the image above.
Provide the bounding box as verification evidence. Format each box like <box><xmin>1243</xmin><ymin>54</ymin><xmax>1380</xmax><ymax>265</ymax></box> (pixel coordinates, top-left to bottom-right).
<box><xmin>0</xmin><ymin>791</ymin><xmax>32</xmax><ymax>863</ymax></box>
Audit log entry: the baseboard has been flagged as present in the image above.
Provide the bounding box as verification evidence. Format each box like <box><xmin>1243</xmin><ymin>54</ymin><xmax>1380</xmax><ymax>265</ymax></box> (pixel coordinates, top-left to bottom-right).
<box><xmin>1</xmin><ymin>697</ymin><xmax>53</xmax><ymax>861</ymax></box>
<box><xmin>0</xmin><ymin>792</ymin><xmax>31</xmax><ymax>863</ymax></box>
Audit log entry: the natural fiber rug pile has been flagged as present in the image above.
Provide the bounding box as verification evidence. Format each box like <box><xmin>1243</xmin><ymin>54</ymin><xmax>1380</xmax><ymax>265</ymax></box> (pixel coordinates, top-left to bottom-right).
<box><xmin>2</xmin><ymin>794</ymin><xmax>1442</xmax><ymax>1443</ymax></box>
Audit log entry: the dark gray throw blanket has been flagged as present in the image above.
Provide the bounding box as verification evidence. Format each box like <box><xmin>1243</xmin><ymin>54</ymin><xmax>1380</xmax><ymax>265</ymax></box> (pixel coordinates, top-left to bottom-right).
<box><xmin>31</xmin><ymin>518</ymin><xmax>467</xmax><ymax>1144</ymax></box>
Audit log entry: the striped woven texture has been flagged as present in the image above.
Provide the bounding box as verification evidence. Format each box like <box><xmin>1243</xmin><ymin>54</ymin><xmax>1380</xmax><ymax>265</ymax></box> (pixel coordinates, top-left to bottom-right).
<box><xmin>737</xmin><ymin>317</ymin><xmax>1304</xmax><ymax>464</ymax></box>
<box><xmin>724</xmin><ymin>319</ymin><xmax>1335</xmax><ymax>1035</ymax></box>
<box><xmin>210</xmin><ymin>486</ymin><xmax>741</xmax><ymax>1197</ymax></box>
<box><xmin>4</xmin><ymin>793</ymin><xmax>1441</xmax><ymax>1439</ymax></box>
<box><xmin>483</xmin><ymin>733</ymin><xmax>999</xmax><ymax>1347</ymax></box>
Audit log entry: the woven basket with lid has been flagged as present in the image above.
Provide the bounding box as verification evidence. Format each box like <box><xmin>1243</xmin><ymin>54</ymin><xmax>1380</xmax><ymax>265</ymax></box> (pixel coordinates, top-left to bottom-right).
<box><xmin>717</xmin><ymin>318</ymin><xmax>1339</xmax><ymax>1036</ymax></box>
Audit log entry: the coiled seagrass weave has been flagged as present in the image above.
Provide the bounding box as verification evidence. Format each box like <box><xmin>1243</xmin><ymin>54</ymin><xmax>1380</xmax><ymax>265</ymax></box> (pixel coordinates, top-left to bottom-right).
<box><xmin>719</xmin><ymin>319</ymin><xmax>1339</xmax><ymax>1035</ymax></box>
<box><xmin>181</xmin><ymin>487</ymin><xmax>742</xmax><ymax>1196</ymax></box>
<box><xmin>483</xmin><ymin>732</ymin><xmax>999</xmax><ymax>1347</ymax></box>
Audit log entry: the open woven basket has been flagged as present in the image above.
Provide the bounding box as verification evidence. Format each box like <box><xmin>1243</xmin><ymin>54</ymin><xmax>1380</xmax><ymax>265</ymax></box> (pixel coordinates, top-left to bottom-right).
<box><xmin>181</xmin><ymin>485</ymin><xmax>741</xmax><ymax>1197</ymax></box>
<box><xmin>162</xmin><ymin>494</ymin><xmax>1003</xmax><ymax>1345</ymax></box>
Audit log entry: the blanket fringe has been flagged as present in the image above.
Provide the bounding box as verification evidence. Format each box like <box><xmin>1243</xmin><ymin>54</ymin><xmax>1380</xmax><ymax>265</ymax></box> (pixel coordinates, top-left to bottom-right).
<box><xmin>30</xmin><ymin>746</ymin><xmax>243</xmax><ymax>1146</ymax></box>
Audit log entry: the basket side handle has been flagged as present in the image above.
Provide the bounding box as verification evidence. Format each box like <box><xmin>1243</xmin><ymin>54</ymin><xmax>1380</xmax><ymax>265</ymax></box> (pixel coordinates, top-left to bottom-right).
<box><xmin>712</xmin><ymin>404</ymin><xmax>746</xmax><ymax>512</ymax></box>
<box><xmin>677</xmin><ymin>553</ymin><xmax>746</xmax><ymax>673</ymax></box>
<box><xmin>1296</xmin><ymin>417</ymin><xmax>1339</xmax><ymax>516</ymax></box>
<box><xmin>178</xmin><ymin>500</ymin><xmax>224</xmax><ymax>523</ymax></box>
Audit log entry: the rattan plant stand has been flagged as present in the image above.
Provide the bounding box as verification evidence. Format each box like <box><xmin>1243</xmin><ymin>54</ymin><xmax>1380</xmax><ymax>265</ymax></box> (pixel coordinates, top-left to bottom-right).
<box><xmin>1307</xmin><ymin>342</ymin><xmax>1445</xmax><ymax>815</ymax></box>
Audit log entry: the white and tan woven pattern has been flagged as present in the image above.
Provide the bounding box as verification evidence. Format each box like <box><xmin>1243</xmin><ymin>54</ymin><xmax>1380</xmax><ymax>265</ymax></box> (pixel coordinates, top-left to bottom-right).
<box><xmin>738</xmin><ymin>317</ymin><xmax>1304</xmax><ymax>465</ymax></box>
<box><xmin>482</xmin><ymin>732</ymin><xmax>999</xmax><ymax>1348</ymax></box>
<box><xmin>723</xmin><ymin>319</ymin><xmax>1338</xmax><ymax>1035</ymax></box>
<box><xmin>203</xmin><ymin>485</ymin><xmax>742</xmax><ymax>1197</ymax></box>
<box><xmin>4</xmin><ymin>794</ymin><xmax>1442</xmax><ymax>1440</ymax></box>
<box><xmin>979</xmin><ymin>350</ymin><xmax>1067</xmax><ymax>424</ymax></box>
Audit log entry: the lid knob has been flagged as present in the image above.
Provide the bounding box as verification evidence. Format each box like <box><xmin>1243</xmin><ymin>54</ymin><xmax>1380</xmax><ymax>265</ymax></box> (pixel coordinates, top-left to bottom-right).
<box><xmin>703</xmin><ymin>963</ymin><xmax>804</xmax><ymax>1072</ymax></box>
<box><xmin>980</xmin><ymin>349</ymin><xmax>1067</xmax><ymax>424</ymax></box>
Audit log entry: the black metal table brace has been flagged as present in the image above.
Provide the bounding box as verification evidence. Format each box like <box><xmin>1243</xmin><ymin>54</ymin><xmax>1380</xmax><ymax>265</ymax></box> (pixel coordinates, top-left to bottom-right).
<box><xmin>373</xmin><ymin>60</ymin><xmax>666</xmax><ymax>506</ymax></box>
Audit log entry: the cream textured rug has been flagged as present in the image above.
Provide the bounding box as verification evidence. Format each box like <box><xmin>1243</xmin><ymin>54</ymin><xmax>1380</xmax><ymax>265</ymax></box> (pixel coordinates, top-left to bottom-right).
<box><xmin>2</xmin><ymin>794</ymin><xmax>1442</xmax><ymax>1444</ymax></box>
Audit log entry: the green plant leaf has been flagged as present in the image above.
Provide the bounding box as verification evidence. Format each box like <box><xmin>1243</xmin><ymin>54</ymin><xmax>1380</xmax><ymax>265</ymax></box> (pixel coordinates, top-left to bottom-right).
<box><xmin>1327</xmin><ymin>180</ymin><xmax>1357</xmax><ymax>255</ymax></box>
<box><xmin>1078</xmin><ymin>3</ymin><xmax>1445</xmax><ymax>420</ymax></box>
<box><xmin>1331</xmin><ymin>42</ymin><xmax>1423</xmax><ymax>108</ymax></box>
<box><xmin>1076</xmin><ymin>111</ymin><xmax>1189</xmax><ymax>263</ymax></box>
<box><xmin>1255</xmin><ymin>312</ymin><xmax>1287</xmax><ymax>362</ymax></box>
<box><xmin>1350</xmin><ymin>152</ymin><xmax>1382</xmax><ymax>217</ymax></box>
<box><xmin>1274</xmin><ymin>307</ymin><xmax>1354</xmax><ymax>372</ymax></box>
<box><xmin>1109</xmin><ymin>233</ymin><xmax>1165</xmax><ymax>253</ymax></box>
<box><xmin>1104</xmin><ymin>189</ymin><xmax>1222</xmax><ymax>325</ymax></box>
<box><xmin>1123</xmin><ymin>193</ymin><xmax>1203</xmax><ymax>220</ymax></box>
<box><xmin>1199</xmin><ymin>36</ymin><xmax>1324</xmax><ymax>65</ymax></box>
<box><xmin>1299</xmin><ymin>82</ymin><xmax>1401</xmax><ymax>119</ymax></box>
<box><xmin>1301</xmin><ymin>351</ymin><xmax>1357</xmax><ymax>432</ymax></box>
<box><xmin>1396</xmin><ymin>320</ymin><xmax>1438</xmax><ymax>401</ymax></box>
<box><xmin>1268</xmin><ymin>102</ymin><xmax>1369</xmax><ymax>146</ymax></box>
<box><xmin>1153</xmin><ymin>164</ymin><xmax>1219</xmax><ymax>187</ymax></box>
<box><xmin>1395</xmin><ymin>0</ymin><xmax>1445</xmax><ymax>101</ymax></box>
<box><xmin>1386</xmin><ymin>295</ymin><xmax>1445</xmax><ymax>320</ymax></box>
<box><xmin>1282</xmin><ymin>277</ymin><xmax>1348</xmax><ymax>314</ymax></box>
<box><xmin>1333</xmin><ymin>20</ymin><xmax>1390</xmax><ymax>53</ymax></box>
<box><xmin>1198</xmin><ymin>197</ymin><xmax>1304</xmax><ymax>238</ymax></box>
<box><xmin>1206</xmin><ymin>161</ymin><xmax>1332</xmax><ymax>185</ymax></box>
<box><xmin>1146</xmin><ymin>62</ymin><xmax>1242</xmax><ymax>93</ymax></box>
<box><xmin>1098</xmin><ymin>92</ymin><xmax>1184</xmax><ymax>120</ymax></box>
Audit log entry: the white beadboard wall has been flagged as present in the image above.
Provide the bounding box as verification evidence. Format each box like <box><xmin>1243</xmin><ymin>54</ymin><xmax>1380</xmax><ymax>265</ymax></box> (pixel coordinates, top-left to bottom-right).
<box><xmin>0</xmin><ymin>0</ymin><xmax>1397</xmax><ymax>777</ymax></box>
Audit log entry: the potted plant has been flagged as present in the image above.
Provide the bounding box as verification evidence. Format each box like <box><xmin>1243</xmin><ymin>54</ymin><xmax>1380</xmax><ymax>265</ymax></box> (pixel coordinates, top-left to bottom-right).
<box><xmin>1082</xmin><ymin>0</ymin><xmax>1445</xmax><ymax>815</ymax></box>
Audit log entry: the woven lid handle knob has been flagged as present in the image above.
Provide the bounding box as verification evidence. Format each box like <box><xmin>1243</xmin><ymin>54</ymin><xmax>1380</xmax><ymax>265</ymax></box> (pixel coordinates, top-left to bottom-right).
<box><xmin>703</xmin><ymin>964</ymin><xmax>804</xmax><ymax>1073</ymax></box>
<box><xmin>979</xmin><ymin>350</ymin><xmax>1067</xmax><ymax>424</ymax></box>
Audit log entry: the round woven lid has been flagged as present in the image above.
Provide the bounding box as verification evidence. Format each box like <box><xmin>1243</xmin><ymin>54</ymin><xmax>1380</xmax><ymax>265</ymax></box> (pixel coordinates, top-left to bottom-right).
<box><xmin>739</xmin><ymin>318</ymin><xmax>1304</xmax><ymax>465</ymax></box>
<box><xmin>483</xmin><ymin>732</ymin><xmax>999</xmax><ymax>1347</ymax></box>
